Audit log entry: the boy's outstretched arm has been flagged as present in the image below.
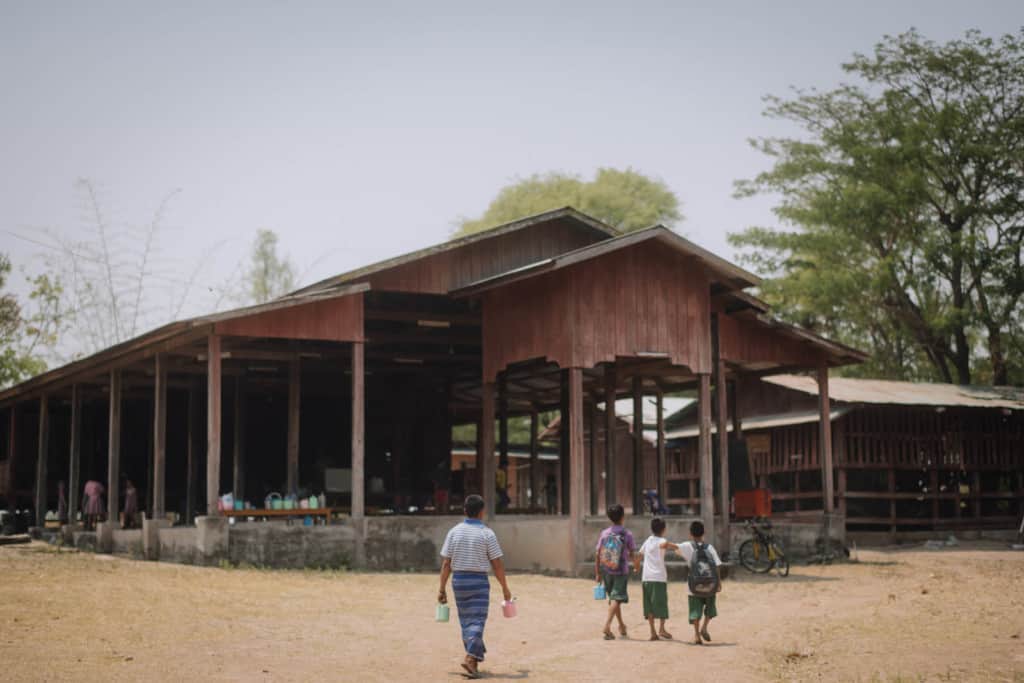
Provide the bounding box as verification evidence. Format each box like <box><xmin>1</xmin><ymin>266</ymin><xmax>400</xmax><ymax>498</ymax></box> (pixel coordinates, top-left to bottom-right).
<box><xmin>660</xmin><ymin>541</ymin><xmax>679</xmax><ymax>551</ymax></box>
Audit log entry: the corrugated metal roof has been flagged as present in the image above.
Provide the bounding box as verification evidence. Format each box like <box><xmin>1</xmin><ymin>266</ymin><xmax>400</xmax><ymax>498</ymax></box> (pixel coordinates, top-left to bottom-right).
<box><xmin>764</xmin><ymin>374</ymin><xmax>1024</xmax><ymax>410</ymax></box>
<box><xmin>665</xmin><ymin>408</ymin><xmax>850</xmax><ymax>440</ymax></box>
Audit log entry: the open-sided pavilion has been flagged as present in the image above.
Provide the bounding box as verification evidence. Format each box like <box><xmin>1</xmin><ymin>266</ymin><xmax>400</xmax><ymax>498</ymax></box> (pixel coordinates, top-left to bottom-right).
<box><xmin>0</xmin><ymin>208</ymin><xmax>865</xmax><ymax>570</ymax></box>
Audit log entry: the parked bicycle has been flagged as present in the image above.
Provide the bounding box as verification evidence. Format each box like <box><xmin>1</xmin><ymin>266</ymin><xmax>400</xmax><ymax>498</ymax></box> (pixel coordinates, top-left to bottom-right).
<box><xmin>738</xmin><ymin>517</ymin><xmax>789</xmax><ymax>577</ymax></box>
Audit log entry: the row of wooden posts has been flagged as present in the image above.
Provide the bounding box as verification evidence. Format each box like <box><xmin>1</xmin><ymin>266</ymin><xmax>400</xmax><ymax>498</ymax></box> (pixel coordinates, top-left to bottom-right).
<box><xmin>27</xmin><ymin>337</ymin><xmax>368</xmax><ymax>529</ymax></box>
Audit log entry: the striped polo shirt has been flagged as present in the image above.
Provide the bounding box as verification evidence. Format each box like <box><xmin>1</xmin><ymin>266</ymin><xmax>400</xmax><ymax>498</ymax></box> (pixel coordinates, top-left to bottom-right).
<box><xmin>440</xmin><ymin>518</ymin><xmax>503</xmax><ymax>573</ymax></box>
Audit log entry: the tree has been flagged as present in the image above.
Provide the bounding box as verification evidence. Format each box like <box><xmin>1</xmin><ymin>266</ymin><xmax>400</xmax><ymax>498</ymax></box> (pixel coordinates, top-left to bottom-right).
<box><xmin>0</xmin><ymin>254</ymin><xmax>65</xmax><ymax>388</ymax></box>
<box><xmin>243</xmin><ymin>229</ymin><xmax>297</xmax><ymax>304</ymax></box>
<box><xmin>455</xmin><ymin>167</ymin><xmax>683</xmax><ymax>236</ymax></box>
<box><xmin>731</xmin><ymin>29</ymin><xmax>1024</xmax><ymax>385</ymax></box>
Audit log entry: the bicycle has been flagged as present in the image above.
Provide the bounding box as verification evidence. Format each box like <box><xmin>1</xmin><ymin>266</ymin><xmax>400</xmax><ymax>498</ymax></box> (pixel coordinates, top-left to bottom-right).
<box><xmin>738</xmin><ymin>517</ymin><xmax>789</xmax><ymax>577</ymax></box>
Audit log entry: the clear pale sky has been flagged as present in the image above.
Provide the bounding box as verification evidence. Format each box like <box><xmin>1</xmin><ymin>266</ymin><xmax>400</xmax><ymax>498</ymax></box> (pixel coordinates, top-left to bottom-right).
<box><xmin>2</xmin><ymin>1</ymin><xmax>1021</xmax><ymax>340</ymax></box>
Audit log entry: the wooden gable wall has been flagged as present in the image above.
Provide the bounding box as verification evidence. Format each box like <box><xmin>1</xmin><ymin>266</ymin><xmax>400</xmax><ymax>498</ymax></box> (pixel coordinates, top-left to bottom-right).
<box><xmin>214</xmin><ymin>292</ymin><xmax>365</xmax><ymax>342</ymax></box>
<box><xmin>718</xmin><ymin>314</ymin><xmax>826</xmax><ymax>369</ymax></box>
<box><xmin>482</xmin><ymin>241</ymin><xmax>712</xmax><ymax>378</ymax></box>
<box><xmin>363</xmin><ymin>218</ymin><xmax>604</xmax><ymax>294</ymax></box>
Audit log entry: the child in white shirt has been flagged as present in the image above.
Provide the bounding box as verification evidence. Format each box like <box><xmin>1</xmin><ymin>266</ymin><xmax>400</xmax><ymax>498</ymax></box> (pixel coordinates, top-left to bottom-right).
<box><xmin>633</xmin><ymin>517</ymin><xmax>679</xmax><ymax>640</ymax></box>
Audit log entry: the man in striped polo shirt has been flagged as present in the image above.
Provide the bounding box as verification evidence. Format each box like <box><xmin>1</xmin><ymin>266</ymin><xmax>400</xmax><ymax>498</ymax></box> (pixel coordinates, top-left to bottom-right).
<box><xmin>438</xmin><ymin>494</ymin><xmax>513</xmax><ymax>679</ymax></box>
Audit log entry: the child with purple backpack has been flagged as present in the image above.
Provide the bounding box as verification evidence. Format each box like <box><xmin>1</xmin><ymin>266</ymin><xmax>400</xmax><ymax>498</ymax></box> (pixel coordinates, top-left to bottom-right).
<box><xmin>594</xmin><ymin>503</ymin><xmax>636</xmax><ymax>640</ymax></box>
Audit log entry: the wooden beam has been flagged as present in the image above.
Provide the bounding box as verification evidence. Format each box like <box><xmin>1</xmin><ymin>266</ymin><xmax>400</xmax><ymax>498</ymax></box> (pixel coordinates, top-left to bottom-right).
<box><xmin>364</xmin><ymin>309</ymin><xmax>480</xmax><ymax>325</ymax></box>
<box><xmin>67</xmin><ymin>385</ymin><xmax>81</xmax><ymax>525</ymax></box>
<box><xmin>35</xmin><ymin>395</ymin><xmax>49</xmax><ymax>527</ymax></box>
<box><xmin>656</xmin><ymin>390</ymin><xmax>665</xmax><ymax>509</ymax></box>
<box><xmin>206</xmin><ymin>335</ymin><xmax>222</xmax><ymax>516</ymax></box>
<box><xmin>153</xmin><ymin>354</ymin><xmax>167</xmax><ymax>518</ymax></box>
<box><xmin>560</xmin><ymin>370</ymin><xmax>570</xmax><ymax>515</ymax></box>
<box><xmin>568</xmin><ymin>367</ymin><xmax>585</xmax><ymax>564</ymax></box>
<box><xmin>529</xmin><ymin>409</ymin><xmax>539</xmax><ymax>510</ymax></box>
<box><xmin>632</xmin><ymin>375</ymin><xmax>643</xmax><ymax>514</ymax></box>
<box><xmin>6</xmin><ymin>407</ymin><xmax>16</xmax><ymax>510</ymax></box>
<box><xmin>480</xmin><ymin>381</ymin><xmax>496</xmax><ymax>518</ymax></box>
<box><xmin>698</xmin><ymin>373</ymin><xmax>715</xmax><ymax>542</ymax></box>
<box><xmin>818</xmin><ymin>364</ymin><xmax>834</xmax><ymax>513</ymax></box>
<box><xmin>604</xmin><ymin>364</ymin><xmax>617</xmax><ymax>509</ymax></box>
<box><xmin>590</xmin><ymin>400</ymin><xmax>600</xmax><ymax>515</ymax></box>
<box><xmin>185</xmin><ymin>380</ymin><xmax>198</xmax><ymax>524</ymax></box>
<box><xmin>498</xmin><ymin>374</ymin><xmax>509</xmax><ymax>469</ymax></box>
<box><xmin>351</xmin><ymin>341</ymin><xmax>365</xmax><ymax>519</ymax></box>
<box><xmin>286</xmin><ymin>358</ymin><xmax>300</xmax><ymax>494</ymax></box>
<box><xmin>108</xmin><ymin>370</ymin><xmax>122</xmax><ymax>524</ymax></box>
<box><xmin>232</xmin><ymin>374</ymin><xmax>246</xmax><ymax>501</ymax></box>
<box><xmin>714</xmin><ymin>356</ymin><xmax>730</xmax><ymax>549</ymax></box>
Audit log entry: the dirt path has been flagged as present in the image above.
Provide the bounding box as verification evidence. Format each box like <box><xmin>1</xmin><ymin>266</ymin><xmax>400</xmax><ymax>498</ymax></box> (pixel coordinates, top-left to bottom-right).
<box><xmin>1</xmin><ymin>542</ymin><xmax>1022</xmax><ymax>682</ymax></box>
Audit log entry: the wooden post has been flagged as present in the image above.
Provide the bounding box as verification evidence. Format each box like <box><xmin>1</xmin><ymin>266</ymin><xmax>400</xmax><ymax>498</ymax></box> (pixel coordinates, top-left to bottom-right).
<box><xmin>108</xmin><ymin>370</ymin><xmax>122</xmax><ymax>524</ymax></box>
<box><xmin>631</xmin><ymin>375</ymin><xmax>643</xmax><ymax>514</ymax></box>
<box><xmin>206</xmin><ymin>335</ymin><xmax>222</xmax><ymax>516</ymax></box>
<box><xmin>185</xmin><ymin>380</ymin><xmax>198</xmax><ymax>524</ymax></box>
<box><xmin>656</xmin><ymin>390</ymin><xmax>666</xmax><ymax>510</ymax></box>
<box><xmin>729</xmin><ymin>377</ymin><xmax>743</xmax><ymax>440</ymax></box>
<box><xmin>480</xmin><ymin>381</ymin><xmax>496</xmax><ymax>518</ymax></box>
<box><xmin>232</xmin><ymin>375</ymin><xmax>246</xmax><ymax>502</ymax></box>
<box><xmin>35</xmin><ymin>395</ymin><xmax>49</xmax><ymax>527</ymax></box>
<box><xmin>529</xmin><ymin>409</ymin><xmax>539</xmax><ymax>510</ymax></box>
<box><xmin>888</xmin><ymin>466</ymin><xmax>897</xmax><ymax>537</ymax></box>
<box><xmin>6</xmin><ymin>407</ymin><xmax>16</xmax><ymax>511</ymax></box>
<box><xmin>930</xmin><ymin>467</ymin><xmax>940</xmax><ymax>526</ymax></box>
<box><xmin>559</xmin><ymin>370</ymin><xmax>570</xmax><ymax>515</ymax></box>
<box><xmin>698</xmin><ymin>373</ymin><xmax>715</xmax><ymax>543</ymax></box>
<box><xmin>835</xmin><ymin>417</ymin><xmax>847</xmax><ymax>518</ymax></box>
<box><xmin>604</xmin><ymin>365</ymin><xmax>617</xmax><ymax>508</ymax></box>
<box><xmin>590</xmin><ymin>400</ymin><xmax>600</xmax><ymax>515</ymax></box>
<box><xmin>567</xmin><ymin>367</ymin><xmax>585</xmax><ymax>566</ymax></box>
<box><xmin>714</xmin><ymin>357</ymin><xmax>730</xmax><ymax>547</ymax></box>
<box><xmin>153</xmin><ymin>354</ymin><xmax>167</xmax><ymax>519</ymax></box>
<box><xmin>68</xmin><ymin>385</ymin><xmax>81</xmax><ymax>526</ymax></box>
<box><xmin>818</xmin><ymin>364</ymin><xmax>835</xmax><ymax>513</ymax></box>
<box><xmin>351</xmin><ymin>341</ymin><xmax>365</xmax><ymax>520</ymax></box>
<box><xmin>971</xmin><ymin>471</ymin><xmax>982</xmax><ymax>519</ymax></box>
<box><xmin>498</xmin><ymin>374</ymin><xmax>508</xmax><ymax>469</ymax></box>
<box><xmin>286</xmin><ymin>358</ymin><xmax>300</xmax><ymax>495</ymax></box>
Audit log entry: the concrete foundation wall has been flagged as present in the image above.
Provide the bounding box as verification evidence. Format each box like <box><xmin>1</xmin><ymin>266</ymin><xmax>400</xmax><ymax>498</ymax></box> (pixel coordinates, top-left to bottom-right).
<box><xmin>490</xmin><ymin>516</ymin><xmax>574</xmax><ymax>573</ymax></box>
<box><xmin>729</xmin><ymin>515</ymin><xmax>845</xmax><ymax>560</ymax></box>
<box><xmin>229</xmin><ymin>521</ymin><xmax>357</xmax><ymax>569</ymax></box>
<box><xmin>158</xmin><ymin>526</ymin><xmax>199</xmax><ymax>564</ymax></box>
<box><xmin>363</xmin><ymin>516</ymin><xmax>457</xmax><ymax>570</ymax></box>
<box><xmin>111</xmin><ymin>529</ymin><xmax>143</xmax><ymax>559</ymax></box>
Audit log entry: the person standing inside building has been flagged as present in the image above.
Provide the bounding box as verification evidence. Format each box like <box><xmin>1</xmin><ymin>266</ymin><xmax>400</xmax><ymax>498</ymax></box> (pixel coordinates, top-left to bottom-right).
<box><xmin>437</xmin><ymin>494</ymin><xmax>513</xmax><ymax>679</ymax></box>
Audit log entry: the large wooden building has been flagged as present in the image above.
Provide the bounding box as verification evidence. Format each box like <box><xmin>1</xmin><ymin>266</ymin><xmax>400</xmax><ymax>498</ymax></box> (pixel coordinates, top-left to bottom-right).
<box><xmin>666</xmin><ymin>375</ymin><xmax>1024</xmax><ymax>538</ymax></box>
<box><xmin>0</xmin><ymin>208</ymin><xmax>864</xmax><ymax>565</ymax></box>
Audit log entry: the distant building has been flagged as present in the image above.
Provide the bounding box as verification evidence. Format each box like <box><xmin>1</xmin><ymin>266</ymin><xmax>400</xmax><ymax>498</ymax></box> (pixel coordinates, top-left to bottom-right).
<box><xmin>667</xmin><ymin>375</ymin><xmax>1024</xmax><ymax>537</ymax></box>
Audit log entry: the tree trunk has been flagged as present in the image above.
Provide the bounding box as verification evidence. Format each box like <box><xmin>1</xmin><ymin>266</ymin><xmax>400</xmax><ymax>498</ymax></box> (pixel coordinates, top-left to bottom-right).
<box><xmin>987</xmin><ymin>325</ymin><xmax>1008</xmax><ymax>385</ymax></box>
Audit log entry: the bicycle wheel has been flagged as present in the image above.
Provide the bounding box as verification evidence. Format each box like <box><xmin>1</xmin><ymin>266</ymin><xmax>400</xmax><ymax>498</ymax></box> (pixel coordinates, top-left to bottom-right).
<box><xmin>772</xmin><ymin>545</ymin><xmax>790</xmax><ymax>577</ymax></box>
<box><xmin>738</xmin><ymin>539</ymin><xmax>772</xmax><ymax>573</ymax></box>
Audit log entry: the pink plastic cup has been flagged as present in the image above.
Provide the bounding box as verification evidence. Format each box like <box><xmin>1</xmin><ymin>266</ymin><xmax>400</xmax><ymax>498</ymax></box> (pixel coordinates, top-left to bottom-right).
<box><xmin>501</xmin><ymin>599</ymin><xmax>517</xmax><ymax>618</ymax></box>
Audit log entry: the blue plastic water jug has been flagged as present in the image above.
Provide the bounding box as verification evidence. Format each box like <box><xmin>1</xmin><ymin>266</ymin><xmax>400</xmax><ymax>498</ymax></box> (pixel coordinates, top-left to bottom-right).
<box><xmin>593</xmin><ymin>583</ymin><xmax>606</xmax><ymax>600</ymax></box>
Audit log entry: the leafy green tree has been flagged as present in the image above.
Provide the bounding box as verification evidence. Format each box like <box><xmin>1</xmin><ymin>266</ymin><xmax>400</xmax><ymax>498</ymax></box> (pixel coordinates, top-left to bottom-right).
<box><xmin>455</xmin><ymin>168</ymin><xmax>683</xmax><ymax>236</ymax></box>
<box><xmin>244</xmin><ymin>229</ymin><xmax>297</xmax><ymax>304</ymax></box>
<box><xmin>0</xmin><ymin>254</ymin><xmax>65</xmax><ymax>388</ymax></box>
<box><xmin>731</xmin><ymin>29</ymin><xmax>1024</xmax><ymax>385</ymax></box>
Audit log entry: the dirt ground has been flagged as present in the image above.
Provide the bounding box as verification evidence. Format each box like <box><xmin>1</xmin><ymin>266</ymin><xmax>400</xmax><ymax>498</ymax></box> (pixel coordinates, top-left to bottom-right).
<box><xmin>1</xmin><ymin>541</ymin><xmax>1022</xmax><ymax>682</ymax></box>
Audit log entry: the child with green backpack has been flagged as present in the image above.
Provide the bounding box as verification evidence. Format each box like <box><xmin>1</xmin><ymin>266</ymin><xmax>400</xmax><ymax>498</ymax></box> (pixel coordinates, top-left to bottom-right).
<box><xmin>594</xmin><ymin>503</ymin><xmax>637</xmax><ymax>640</ymax></box>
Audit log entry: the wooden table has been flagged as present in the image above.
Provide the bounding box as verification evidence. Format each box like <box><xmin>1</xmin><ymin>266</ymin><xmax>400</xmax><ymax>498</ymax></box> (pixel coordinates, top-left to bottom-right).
<box><xmin>220</xmin><ymin>508</ymin><xmax>340</xmax><ymax>525</ymax></box>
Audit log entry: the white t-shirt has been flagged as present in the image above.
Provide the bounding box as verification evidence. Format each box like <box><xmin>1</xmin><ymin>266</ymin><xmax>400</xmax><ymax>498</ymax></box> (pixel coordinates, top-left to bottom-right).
<box><xmin>638</xmin><ymin>535</ymin><xmax>669</xmax><ymax>583</ymax></box>
<box><xmin>677</xmin><ymin>541</ymin><xmax>722</xmax><ymax>596</ymax></box>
